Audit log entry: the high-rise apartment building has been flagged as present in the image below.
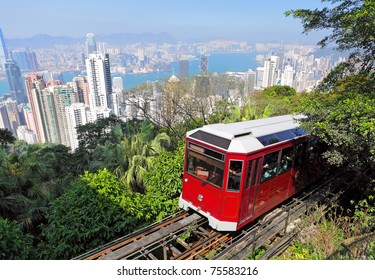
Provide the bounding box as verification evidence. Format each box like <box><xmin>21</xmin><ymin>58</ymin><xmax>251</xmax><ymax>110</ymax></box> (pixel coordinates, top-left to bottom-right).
<box><xmin>245</xmin><ymin>70</ymin><xmax>256</xmax><ymax>94</ymax></box>
<box><xmin>0</xmin><ymin>28</ymin><xmax>8</xmax><ymax>69</ymax></box>
<box><xmin>52</xmin><ymin>85</ymin><xmax>79</xmax><ymax>147</ymax></box>
<box><xmin>0</xmin><ymin>98</ymin><xmax>21</xmax><ymax>134</ymax></box>
<box><xmin>25</xmin><ymin>74</ymin><xmax>48</xmax><ymax>142</ymax></box>
<box><xmin>85</xmin><ymin>53</ymin><xmax>113</xmax><ymax>112</ymax></box>
<box><xmin>5</xmin><ymin>59</ymin><xmax>27</xmax><ymax>104</ymax></box>
<box><xmin>66</xmin><ymin>103</ymin><xmax>92</xmax><ymax>151</ymax></box>
<box><xmin>72</xmin><ymin>76</ymin><xmax>90</xmax><ymax>106</ymax></box>
<box><xmin>256</xmin><ymin>67</ymin><xmax>265</xmax><ymax>87</ymax></box>
<box><xmin>281</xmin><ymin>65</ymin><xmax>294</xmax><ymax>87</ymax></box>
<box><xmin>262</xmin><ymin>56</ymin><xmax>279</xmax><ymax>88</ymax></box>
<box><xmin>23</xmin><ymin>105</ymin><xmax>37</xmax><ymax>136</ymax></box>
<box><xmin>85</xmin><ymin>33</ymin><xmax>97</xmax><ymax>58</ymax></box>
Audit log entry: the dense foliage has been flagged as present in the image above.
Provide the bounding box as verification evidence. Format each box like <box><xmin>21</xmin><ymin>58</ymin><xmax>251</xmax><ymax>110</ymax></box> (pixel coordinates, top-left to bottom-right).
<box><xmin>0</xmin><ymin>128</ymin><xmax>16</xmax><ymax>147</ymax></box>
<box><xmin>0</xmin><ymin>217</ymin><xmax>34</xmax><ymax>259</ymax></box>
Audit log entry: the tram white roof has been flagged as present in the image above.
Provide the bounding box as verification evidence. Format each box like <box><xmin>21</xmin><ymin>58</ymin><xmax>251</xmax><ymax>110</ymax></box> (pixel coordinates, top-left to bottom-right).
<box><xmin>187</xmin><ymin>115</ymin><xmax>306</xmax><ymax>153</ymax></box>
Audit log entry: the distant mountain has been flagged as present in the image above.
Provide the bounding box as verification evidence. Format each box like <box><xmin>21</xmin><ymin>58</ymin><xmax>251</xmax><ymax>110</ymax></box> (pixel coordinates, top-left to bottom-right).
<box><xmin>96</xmin><ymin>32</ymin><xmax>177</xmax><ymax>45</ymax></box>
<box><xmin>5</xmin><ymin>32</ymin><xmax>178</xmax><ymax>49</ymax></box>
<box><xmin>6</xmin><ymin>34</ymin><xmax>83</xmax><ymax>49</ymax></box>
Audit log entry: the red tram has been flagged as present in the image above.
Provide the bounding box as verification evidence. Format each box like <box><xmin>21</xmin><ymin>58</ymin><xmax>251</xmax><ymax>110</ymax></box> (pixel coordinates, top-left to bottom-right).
<box><xmin>179</xmin><ymin>115</ymin><xmax>321</xmax><ymax>231</ymax></box>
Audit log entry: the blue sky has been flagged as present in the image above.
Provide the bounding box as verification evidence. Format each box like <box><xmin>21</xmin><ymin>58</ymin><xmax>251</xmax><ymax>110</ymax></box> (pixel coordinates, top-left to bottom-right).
<box><xmin>1</xmin><ymin>0</ymin><xmax>330</xmax><ymax>43</ymax></box>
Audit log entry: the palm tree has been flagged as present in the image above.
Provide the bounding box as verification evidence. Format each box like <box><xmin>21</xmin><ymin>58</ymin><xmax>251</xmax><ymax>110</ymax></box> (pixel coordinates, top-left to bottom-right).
<box><xmin>121</xmin><ymin>133</ymin><xmax>171</xmax><ymax>193</ymax></box>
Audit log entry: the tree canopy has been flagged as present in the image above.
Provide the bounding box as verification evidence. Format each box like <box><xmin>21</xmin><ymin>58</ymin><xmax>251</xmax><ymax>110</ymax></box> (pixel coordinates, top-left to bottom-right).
<box><xmin>0</xmin><ymin>128</ymin><xmax>16</xmax><ymax>147</ymax></box>
<box><xmin>286</xmin><ymin>0</ymin><xmax>375</xmax><ymax>73</ymax></box>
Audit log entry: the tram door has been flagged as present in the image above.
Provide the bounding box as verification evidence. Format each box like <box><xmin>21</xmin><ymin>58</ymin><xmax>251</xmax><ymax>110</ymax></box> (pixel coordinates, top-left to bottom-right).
<box><xmin>240</xmin><ymin>157</ymin><xmax>261</xmax><ymax>222</ymax></box>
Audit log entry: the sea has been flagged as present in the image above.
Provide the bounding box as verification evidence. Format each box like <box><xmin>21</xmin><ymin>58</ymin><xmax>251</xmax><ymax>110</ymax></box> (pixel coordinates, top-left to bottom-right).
<box><xmin>0</xmin><ymin>52</ymin><xmax>261</xmax><ymax>96</ymax></box>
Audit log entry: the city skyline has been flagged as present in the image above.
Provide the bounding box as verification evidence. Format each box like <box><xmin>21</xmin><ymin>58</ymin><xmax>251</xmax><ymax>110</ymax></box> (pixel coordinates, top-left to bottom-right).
<box><xmin>1</xmin><ymin>0</ymin><xmax>330</xmax><ymax>43</ymax></box>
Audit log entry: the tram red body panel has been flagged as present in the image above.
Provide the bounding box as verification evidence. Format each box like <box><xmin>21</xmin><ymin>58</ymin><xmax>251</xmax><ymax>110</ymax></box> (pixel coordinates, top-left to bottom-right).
<box><xmin>179</xmin><ymin>115</ymin><xmax>319</xmax><ymax>231</ymax></box>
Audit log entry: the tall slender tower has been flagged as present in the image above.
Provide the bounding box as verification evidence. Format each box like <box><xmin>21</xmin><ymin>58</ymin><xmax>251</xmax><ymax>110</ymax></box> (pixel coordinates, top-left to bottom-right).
<box><xmin>85</xmin><ymin>53</ymin><xmax>113</xmax><ymax>112</ymax></box>
<box><xmin>85</xmin><ymin>33</ymin><xmax>97</xmax><ymax>58</ymax></box>
<box><xmin>5</xmin><ymin>59</ymin><xmax>27</xmax><ymax>104</ymax></box>
<box><xmin>200</xmin><ymin>55</ymin><xmax>208</xmax><ymax>76</ymax></box>
<box><xmin>0</xmin><ymin>28</ymin><xmax>8</xmax><ymax>69</ymax></box>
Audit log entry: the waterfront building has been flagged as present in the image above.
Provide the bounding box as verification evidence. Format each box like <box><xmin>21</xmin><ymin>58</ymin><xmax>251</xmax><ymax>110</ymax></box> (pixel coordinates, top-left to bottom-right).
<box><xmin>0</xmin><ymin>28</ymin><xmax>8</xmax><ymax>69</ymax></box>
<box><xmin>179</xmin><ymin>59</ymin><xmax>189</xmax><ymax>81</ymax></box>
<box><xmin>5</xmin><ymin>59</ymin><xmax>27</xmax><ymax>103</ymax></box>
<box><xmin>85</xmin><ymin>53</ymin><xmax>113</xmax><ymax>111</ymax></box>
<box><xmin>113</xmin><ymin>76</ymin><xmax>123</xmax><ymax>90</ymax></box>
<box><xmin>200</xmin><ymin>55</ymin><xmax>208</xmax><ymax>76</ymax></box>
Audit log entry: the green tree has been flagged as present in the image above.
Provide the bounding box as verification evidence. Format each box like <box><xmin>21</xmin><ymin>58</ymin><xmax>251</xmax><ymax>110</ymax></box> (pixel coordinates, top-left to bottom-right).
<box><xmin>0</xmin><ymin>217</ymin><xmax>34</xmax><ymax>259</ymax></box>
<box><xmin>244</xmin><ymin>86</ymin><xmax>300</xmax><ymax>120</ymax></box>
<box><xmin>286</xmin><ymin>0</ymin><xmax>375</xmax><ymax>74</ymax></box>
<box><xmin>300</xmin><ymin>75</ymin><xmax>375</xmax><ymax>172</ymax></box>
<box><xmin>38</xmin><ymin>169</ymin><xmax>140</xmax><ymax>259</ymax></box>
<box><xmin>0</xmin><ymin>128</ymin><xmax>16</xmax><ymax>147</ymax></box>
<box><xmin>143</xmin><ymin>144</ymin><xmax>185</xmax><ymax>220</ymax></box>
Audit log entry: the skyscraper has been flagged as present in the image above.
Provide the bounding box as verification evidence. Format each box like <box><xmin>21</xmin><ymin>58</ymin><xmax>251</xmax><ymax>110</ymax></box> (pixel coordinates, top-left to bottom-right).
<box><xmin>262</xmin><ymin>56</ymin><xmax>279</xmax><ymax>88</ymax></box>
<box><xmin>11</xmin><ymin>50</ymin><xmax>31</xmax><ymax>72</ymax></box>
<box><xmin>179</xmin><ymin>59</ymin><xmax>189</xmax><ymax>81</ymax></box>
<box><xmin>200</xmin><ymin>55</ymin><xmax>208</xmax><ymax>76</ymax></box>
<box><xmin>85</xmin><ymin>53</ymin><xmax>113</xmax><ymax>112</ymax></box>
<box><xmin>0</xmin><ymin>28</ymin><xmax>8</xmax><ymax>69</ymax></box>
<box><xmin>85</xmin><ymin>33</ymin><xmax>97</xmax><ymax>58</ymax></box>
<box><xmin>5</xmin><ymin>59</ymin><xmax>27</xmax><ymax>104</ymax></box>
<box><xmin>281</xmin><ymin>65</ymin><xmax>294</xmax><ymax>88</ymax></box>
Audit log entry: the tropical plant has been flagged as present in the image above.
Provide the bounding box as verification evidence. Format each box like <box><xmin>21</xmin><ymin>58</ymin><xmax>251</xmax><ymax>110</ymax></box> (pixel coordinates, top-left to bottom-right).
<box><xmin>0</xmin><ymin>217</ymin><xmax>34</xmax><ymax>260</ymax></box>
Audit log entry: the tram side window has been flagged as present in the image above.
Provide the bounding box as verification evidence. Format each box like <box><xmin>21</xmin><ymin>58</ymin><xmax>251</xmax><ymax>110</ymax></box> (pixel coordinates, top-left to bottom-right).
<box><xmin>278</xmin><ymin>147</ymin><xmax>294</xmax><ymax>175</ymax></box>
<box><xmin>186</xmin><ymin>149</ymin><xmax>225</xmax><ymax>189</ymax></box>
<box><xmin>261</xmin><ymin>151</ymin><xmax>279</xmax><ymax>183</ymax></box>
<box><xmin>246</xmin><ymin>159</ymin><xmax>260</xmax><ymax>189</ymax></box>
<box><xmin>227</xmin><ymin>160</ymin><xmax>243</xmax><ymax>192</ymax></box>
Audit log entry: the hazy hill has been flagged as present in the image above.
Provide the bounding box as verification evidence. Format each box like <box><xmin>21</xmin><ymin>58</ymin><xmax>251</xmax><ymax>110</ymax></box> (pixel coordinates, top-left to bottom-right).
<box><xmin>5</xmin><ymin>32</ymin><xmax>178</xmax><ymax>48</ymax></box>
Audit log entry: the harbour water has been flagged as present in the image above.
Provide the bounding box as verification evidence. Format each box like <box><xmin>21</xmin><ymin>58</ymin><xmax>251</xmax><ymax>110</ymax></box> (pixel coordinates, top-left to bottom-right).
<box><xmin>0</xmin><ymin>52</ymin><xmax>260</xmax><ymax>96</ymax></box>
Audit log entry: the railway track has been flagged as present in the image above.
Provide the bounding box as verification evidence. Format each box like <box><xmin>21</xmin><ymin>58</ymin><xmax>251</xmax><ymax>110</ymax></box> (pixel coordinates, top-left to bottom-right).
<box><xmin>74</xmin><ymin>168</ymin><xmax>352</xmax><ymax>260</ymax></box>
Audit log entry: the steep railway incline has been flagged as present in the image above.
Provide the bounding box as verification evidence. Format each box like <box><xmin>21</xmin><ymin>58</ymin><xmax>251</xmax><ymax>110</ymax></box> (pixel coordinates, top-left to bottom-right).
<box><xmin>75</xmin><ymin>169</ymin><xmax>352</xmax><ymax>260</ymax></box>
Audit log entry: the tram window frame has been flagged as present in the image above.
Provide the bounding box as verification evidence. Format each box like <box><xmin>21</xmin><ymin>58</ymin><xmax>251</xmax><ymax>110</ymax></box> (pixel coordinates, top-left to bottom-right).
<box><xmin>227</xmin><ymin>160</ymin><xmax>243</xmax><ymax>192</ymax></box>
<box><xmin>260</xmin><ymin>150</ymin><xmax>280</xmax><ymax>183</ymax></box>
<box><xmin>246</xmin><ymin>158</ymin><xmax>260</xmax><ymax>189</ymax></box>
<box><xmin>186</xmin><ymin>142</ymin><xmax>225</xmax><ymax>189</ymax></box>
<box><xmin>278</xmin><ymin>146</ymin><xmax>294</xmax><ymax>175</ymax></box>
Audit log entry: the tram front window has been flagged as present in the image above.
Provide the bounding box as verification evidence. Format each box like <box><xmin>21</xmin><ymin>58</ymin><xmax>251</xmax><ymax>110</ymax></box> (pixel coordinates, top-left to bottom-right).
<box><xmin>186</xmin><ymin>149</ymin><xmax>224</xmax><ymax>189</ymax></box>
